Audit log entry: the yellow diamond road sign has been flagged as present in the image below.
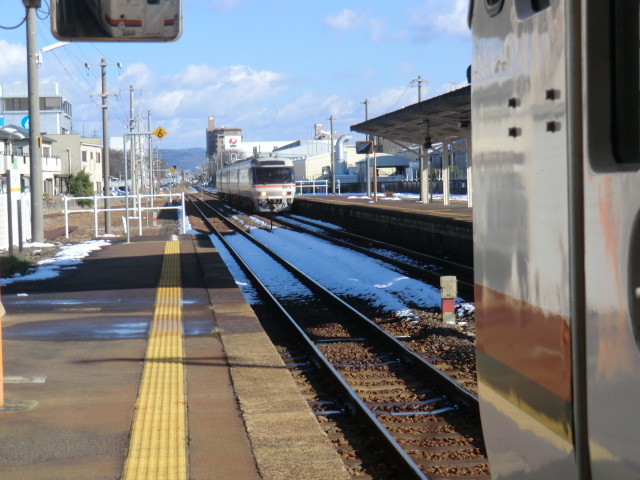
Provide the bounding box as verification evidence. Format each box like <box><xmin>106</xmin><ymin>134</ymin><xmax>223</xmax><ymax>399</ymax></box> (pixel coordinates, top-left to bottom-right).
<box><xmin>153</xmin><ymin>126</ymin><xmax>167</xmax><ymax>139</ymax></box>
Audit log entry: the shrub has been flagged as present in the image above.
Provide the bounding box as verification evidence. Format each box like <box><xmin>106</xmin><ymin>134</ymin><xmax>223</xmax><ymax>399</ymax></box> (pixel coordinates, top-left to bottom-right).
<box><xmin>67</xmin><ymin>170</ymin><xmax>94</xmax><ymax>207</ymax></box>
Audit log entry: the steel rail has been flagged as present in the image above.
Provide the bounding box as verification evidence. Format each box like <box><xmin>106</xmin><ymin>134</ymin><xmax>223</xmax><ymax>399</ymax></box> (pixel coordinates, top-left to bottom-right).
<box><xmin>196</xmin><ymin>188</ymin><xmax>474</xmax><ymax>298</ymax></box>
<box><xmin>265</xmin><ymin>212</ymin><xmax>474</xmax><ymax>299</ymax></box>
<box><xmin>187</xmin><ymin>197</ymin><xmax>429</xmax><ymax>480</ymax></box>
<box><xmin>189</xmin><ymin>195</ymin><xmax>479</xmax><ymax>408</ymax></box>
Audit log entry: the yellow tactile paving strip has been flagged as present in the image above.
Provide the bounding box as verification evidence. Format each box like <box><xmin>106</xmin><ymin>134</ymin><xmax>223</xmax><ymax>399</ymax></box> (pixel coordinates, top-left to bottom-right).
<box><xmin>122</xmin><ymin>241</ymin><xmax>188</xmax><ymax>480</ymax></box>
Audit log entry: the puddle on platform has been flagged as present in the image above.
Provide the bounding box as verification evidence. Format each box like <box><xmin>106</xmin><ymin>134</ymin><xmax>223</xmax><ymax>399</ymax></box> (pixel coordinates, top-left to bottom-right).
<box><xmin>183</xmin><ymin>317</ymin><xmax>215</xmax><ymax>336</ymax></box>
<box><xmin>3</xmin><ymin>317</ymin><xmax>150</xmax><ymax>341</ymax></box>
<box><xmin>4</xmin><ymin>316</ymin><xmax>216</xmax><ymax>341</ymax></box>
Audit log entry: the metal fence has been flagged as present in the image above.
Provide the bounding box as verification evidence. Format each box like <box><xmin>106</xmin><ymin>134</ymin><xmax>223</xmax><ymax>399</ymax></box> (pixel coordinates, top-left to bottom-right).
<box><xmin>295</xmin><ymin>180</ymin><xmax>341</xmax><ymax>195</ymax></box>
<box><xmin>63</xmin><ymin>193</ymin><xmax>186</xmax><ymax>238</ymax></box>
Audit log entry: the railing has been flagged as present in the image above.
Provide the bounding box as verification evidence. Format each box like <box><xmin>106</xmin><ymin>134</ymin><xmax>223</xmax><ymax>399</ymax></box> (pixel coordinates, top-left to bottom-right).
<box><xmin>295</xmin><ymin>179</ymin><xmax>341</xmax><ymax>195</ymax></box>
<box><xmin>63</xmin><ymin>192</ymin><xmax>186</xmax><ymax>238</ymax></box>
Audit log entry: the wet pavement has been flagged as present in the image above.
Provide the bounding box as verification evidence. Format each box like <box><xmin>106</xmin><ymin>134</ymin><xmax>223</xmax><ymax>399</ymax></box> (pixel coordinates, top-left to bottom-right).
<box><xmin>0</xmin><ymin>233</ymin><xmax>349</xmax><ymax>480</ymax></box>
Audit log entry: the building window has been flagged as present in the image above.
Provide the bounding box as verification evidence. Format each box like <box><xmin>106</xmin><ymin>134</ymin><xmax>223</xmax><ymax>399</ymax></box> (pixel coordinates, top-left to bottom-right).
<box><xmin>3</xmin><ymin>96</ymin><xmax>66</xmax><ymax>112</ymax></box>
<box><xmin>82</xmin><ymin>151</ymin><xmax>87</xmax><ymax>162</ymax></box>
<box><xmin>41</xmin><ymin>97</ymin><xmax>62</xmax><ymax>110</ymax></box>
<box><xmin>96</xmin><ymin>152</ymin><xmax>101</xmax><ymax>163</ymax></box>
<box><xmin>3</xmin><ymin>98</ymin><xmax>29</xmax><ymax>111</ymax></box>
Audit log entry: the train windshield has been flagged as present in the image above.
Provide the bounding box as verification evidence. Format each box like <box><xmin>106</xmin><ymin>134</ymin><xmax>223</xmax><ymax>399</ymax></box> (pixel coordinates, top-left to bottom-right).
<box><xmin>253</xmin><ymin>167</ymin><xmax>294</xmax><ymax>184</ymax></box>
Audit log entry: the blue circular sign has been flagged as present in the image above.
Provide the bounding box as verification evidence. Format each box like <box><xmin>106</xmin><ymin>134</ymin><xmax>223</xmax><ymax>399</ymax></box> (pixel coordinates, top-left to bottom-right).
<box><xmin>21</xmin><ymin>115</ymin><xmax>29</xmax><ymax>129</ymax></box>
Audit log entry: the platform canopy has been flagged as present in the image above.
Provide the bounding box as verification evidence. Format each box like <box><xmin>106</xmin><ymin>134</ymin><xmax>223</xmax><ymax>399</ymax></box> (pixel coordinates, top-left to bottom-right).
<box><xmin>350</xmin><ymin>85</ymin><xmax>470</xmax><ymax>145</ymax></box>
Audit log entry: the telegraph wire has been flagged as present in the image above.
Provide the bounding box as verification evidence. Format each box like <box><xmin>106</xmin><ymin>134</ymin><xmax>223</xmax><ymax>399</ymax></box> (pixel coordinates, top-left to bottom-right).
<box><xmin>382</xmin><ymin>81</ymin><xmax>413</xmax><ymax>115</ymax></box>
<box><xmin>0</xmin><ymin>15</ymin><xmax>27</xmax><ymax>30</ymax></box>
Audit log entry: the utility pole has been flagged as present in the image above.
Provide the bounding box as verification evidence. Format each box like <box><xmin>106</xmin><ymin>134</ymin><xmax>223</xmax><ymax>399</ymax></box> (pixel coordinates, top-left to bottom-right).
<box><xmin>329</xmin><ymin>115</ymin><xmax>335</xmax><ymax>195</ymax></box>
<box><xmin>129</xmin><ymin>86</ymin><xmax>137</xmax><ymax>198</ymax></box>
<box><xmin>361</xmin><ymin>99</ymin><xmax>371</xmax><ymax>197</ymax></box>
<box><xmin>412</xmin><ymin>75</ymin><xmax>427</xmax><ymax>102</ymax></box>
<box><xmin>25</xmin><ymin>0</ymin><xmax>43</xmax><ymax>243</ymax></box>
<box><xmin>86</xmin><ymin>59</ymin><xmax>121</xmax><ymax>233</ymax></box>
<box><xmin>147</xmin><ymin>110</ymin><xmax>153</xmax><ymax>195</ymax></box>
<box><xmin>100</xmin><ymin>59</ymin><xmax>111</xmax><ymax>233</ymax></box>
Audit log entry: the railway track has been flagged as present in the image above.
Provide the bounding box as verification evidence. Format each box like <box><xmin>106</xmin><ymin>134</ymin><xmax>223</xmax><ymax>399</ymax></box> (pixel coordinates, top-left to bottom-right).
<box><xmin>196</xmin><ymin>189</ymin><xmax>474</xmax><ymax>300</ymax></box>
<box><xmin>189</xmin><ymin>192</ymin><xmax>479</xmax><ymax>393</ymax></box>
<box><xmin>187</xmin><ymin>195</ymin><xmax>489</xmax><ymax>480</ymax></box>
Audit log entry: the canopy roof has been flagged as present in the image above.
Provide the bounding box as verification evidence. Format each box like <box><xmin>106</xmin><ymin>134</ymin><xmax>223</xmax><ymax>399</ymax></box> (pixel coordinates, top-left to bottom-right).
<box><xmin>351</xmin><ymin>85</ymin><xmax>471</xmax><ymax>145</ymax></box>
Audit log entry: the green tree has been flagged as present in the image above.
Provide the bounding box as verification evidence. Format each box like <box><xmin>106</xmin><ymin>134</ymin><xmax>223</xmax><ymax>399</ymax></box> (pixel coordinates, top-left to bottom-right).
<box><xmin>67</xmin><ymin>170</ymin><xmax>94</xmax><ymax>207</ymax></box>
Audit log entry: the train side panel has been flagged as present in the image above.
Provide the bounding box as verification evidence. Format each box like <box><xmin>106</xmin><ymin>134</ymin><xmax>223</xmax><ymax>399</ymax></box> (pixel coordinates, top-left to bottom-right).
<box><xmin>471</xmin><ymin>0</ymin><xmax>578</xmax><ymax>478</ymax></box>
<box><xmin>582</xmin><ymin>2</ymin><xmax>640</xmax><ymax>478</ymax></box>
<box><xmin>474</xmin><ymin>0</ymin><xmax>640</xmax><ymax>478</ymax></box>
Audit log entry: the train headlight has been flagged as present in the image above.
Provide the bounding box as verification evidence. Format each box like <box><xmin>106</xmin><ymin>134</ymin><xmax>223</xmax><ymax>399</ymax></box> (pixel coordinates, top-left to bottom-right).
<box><xmin>260</xmin><ymin>191</ymin><xmax>267</xmax><ymax>197</ymax></box>
<box><xmin>282</xmin><ymin>190</ymin><xmax>288</xmax><ymax>196</ymax></box>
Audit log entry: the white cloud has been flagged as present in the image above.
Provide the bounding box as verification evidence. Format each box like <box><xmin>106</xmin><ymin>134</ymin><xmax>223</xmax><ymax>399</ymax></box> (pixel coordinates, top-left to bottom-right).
<box><xmin>114</xmin><ymin>63</ymin><xmax>289</xmax><ymax>119</ymax></box>
<box><xmin>324</xmin><ymin>9</ymin><xmax>395</xmax><ymax>44</ymax></box>
<box><xmin>433</xmin><ymin>0</ymin><xmax>470</xmax><ymax>36</ymax></box>
<box><xmin>120</xmin><ymin>63</ymin><xmax>155</xmax><ymax>90</ymax></box>
<box><xmin>0</xmin><ymin>41</ymin><xmax>26</xmax><ymax>82</ymax></box>
<box><xmin>324</xmin><ymin>8</ymin><xmax>358</xmax><ymax>30</ymax></box>
<box><xmin>411</xmin><ymin>0</ymin><xmax>471</xmax><ymax>42</ymax></box>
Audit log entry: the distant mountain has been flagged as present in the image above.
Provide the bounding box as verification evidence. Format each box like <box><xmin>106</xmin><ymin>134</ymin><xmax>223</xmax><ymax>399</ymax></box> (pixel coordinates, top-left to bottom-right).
<box><xmin>158</xmin><ymin>147</ymin><xmax>206</xmax><ymax>171</ymax></box>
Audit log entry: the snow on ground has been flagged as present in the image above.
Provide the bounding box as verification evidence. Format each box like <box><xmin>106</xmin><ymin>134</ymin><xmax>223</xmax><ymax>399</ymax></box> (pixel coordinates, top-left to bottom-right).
<box><xmin>288</xmin><ymin>215</ymin><xmax>344</xmax><ymax>231</ymax></box>
<box><xmin>1</xmin><ymin>240</ymin><xmax>111</xmax><ymax>286</ymax></box>
<box><xmin>178</xmin><ymin>208</ymin><xmax>198</xmax><ymax>234</ymax></box>
<box><xmin>211</xmin><ymin>225</ymin><xmax>449</xmax><ymax>319</ymax></box>
<box><xmin>251</xmin><ymin>227</ymin><xmax>443</xmax><ymax>318</ymax></box>
<box><xmin>344</xmin><ymin>192</ymin><xmax>469</xmax><ymax>202</ymax></box>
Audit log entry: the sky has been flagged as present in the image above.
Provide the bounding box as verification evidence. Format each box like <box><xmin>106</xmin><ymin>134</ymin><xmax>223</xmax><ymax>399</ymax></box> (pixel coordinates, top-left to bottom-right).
<box><xmin>0</xmin><ymin>1</ymin><xmax>471</xmax><ymax>156</ymax></box>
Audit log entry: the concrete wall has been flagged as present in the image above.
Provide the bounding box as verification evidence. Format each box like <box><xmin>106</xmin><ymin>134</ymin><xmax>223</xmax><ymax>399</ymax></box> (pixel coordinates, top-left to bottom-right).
<box><xmin>291</xmin><ymin>197</ymin><xmax>473</xmax><ymax>264</ymax></box>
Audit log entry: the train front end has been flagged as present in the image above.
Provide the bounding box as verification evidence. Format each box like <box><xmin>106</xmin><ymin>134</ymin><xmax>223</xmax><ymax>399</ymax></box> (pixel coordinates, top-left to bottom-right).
<box><xmin>250</xmin><ymin>160</ymin><xmax>295</xmax><ymax>213</ymax></box>
<box><xmin>100</xmin><ymin>0</ymin><xmax>180</xmax><ymax>39</ymax></box>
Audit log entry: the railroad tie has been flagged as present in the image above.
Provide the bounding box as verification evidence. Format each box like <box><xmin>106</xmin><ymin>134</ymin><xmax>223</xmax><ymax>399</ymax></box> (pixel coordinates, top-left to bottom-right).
<box><xmin>122</xmin><ymin>241</ymin><xmax>188</xmax><ymax>480</ymax></box>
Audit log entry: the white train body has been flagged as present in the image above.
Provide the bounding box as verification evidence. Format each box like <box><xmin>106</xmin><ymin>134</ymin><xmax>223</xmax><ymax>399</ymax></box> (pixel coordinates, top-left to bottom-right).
<box><xmin>471</xmin><ymin>0</ymin><xmax>640</xmax><ymax>479</ymax></box>
<box><xmin>86</xmin><ymin>0</ymin><xmax>180</xmax><ymax>38</ymax></box>
<box><xmin>217</xmin><ymin>157</ymin><xmax>296</xmax><ymax>213</ymax></box>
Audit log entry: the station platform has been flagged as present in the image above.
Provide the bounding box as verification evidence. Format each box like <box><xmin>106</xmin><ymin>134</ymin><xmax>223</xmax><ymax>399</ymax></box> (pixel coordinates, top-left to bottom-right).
<box><xmin>0</xmin><ymin>234</ymin><xmax>349</xmax><ymax>480</ymax></box>
<box><xmin>295</xmin><ymin>194</ymin><xmax>472</xmax><ymax>223</ymax></box>
<box><xmin>292</xmin><ymin>195</ymin><xmax>473</xmax><ymax>265</ymax></box>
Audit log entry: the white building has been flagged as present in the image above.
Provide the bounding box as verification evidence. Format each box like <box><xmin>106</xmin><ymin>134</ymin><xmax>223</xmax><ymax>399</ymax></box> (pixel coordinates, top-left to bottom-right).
<box><xmin>0</xmin><ymin>125</ymin><xmax>62</xmax><ymax>194</ymax></box>
<box><xmin>0</xmin><ymin>83</ymin><xmax>73</xmax><ymax>134</ymax></box>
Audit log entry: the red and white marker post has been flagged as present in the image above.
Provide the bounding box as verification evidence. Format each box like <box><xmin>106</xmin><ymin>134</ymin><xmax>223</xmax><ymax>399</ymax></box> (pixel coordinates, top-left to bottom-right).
<box><xmin>440</xmin><ymin>276</ymin><xmax>457</xmax><ymax>324</ymax></box>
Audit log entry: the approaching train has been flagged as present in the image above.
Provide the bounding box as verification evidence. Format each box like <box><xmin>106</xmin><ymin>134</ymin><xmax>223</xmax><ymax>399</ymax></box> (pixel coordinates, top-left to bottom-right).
<box><xmin>216</xmin><ymin>156</ymin><xmax>296</xmax><ymax>213</ymax></box>
<box><xmin>85</xmin><ymin>0</ymin><xmax>180</xmax><ymax>39</ymax></box>
<box><xmin>470</xmin><ymin>0</ymin><xmax>639</xmax><ymax>479</ymax></box>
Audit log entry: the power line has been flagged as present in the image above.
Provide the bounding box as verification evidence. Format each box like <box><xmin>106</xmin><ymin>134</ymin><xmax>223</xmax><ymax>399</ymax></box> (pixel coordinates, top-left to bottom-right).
<box><xmin>0</xmin><ymin>15</ymin><xmax>27</xmax><ymax>30</ymax></box>
<box><xmin>383</xmin><ymin>81</ymin><xmax>412</xmax><ymax>114</ymax></box>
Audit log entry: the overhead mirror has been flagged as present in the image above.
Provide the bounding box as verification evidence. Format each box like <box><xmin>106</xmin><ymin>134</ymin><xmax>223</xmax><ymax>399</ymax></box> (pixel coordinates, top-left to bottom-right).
<box><xmin>51</xmin><ymin>0</ymin><xmax>182</xmax><ymax>42</ymax></box>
